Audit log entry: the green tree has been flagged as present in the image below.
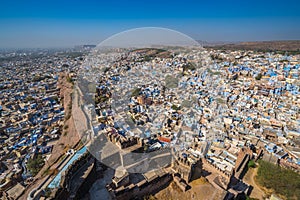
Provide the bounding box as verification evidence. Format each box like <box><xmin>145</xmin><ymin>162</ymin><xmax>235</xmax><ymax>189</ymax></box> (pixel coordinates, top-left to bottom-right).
<box><xmin>27</xmin><ymin>154</ymin><xmax>45</xmax><ymax>176</ymax></box>
<box><xmin>171</xmin><ymin>104</ymin><xmax>180</xmax><ymax>111</ymax></box>
<box><xmin>131</xmin><ymin>87</ymin><xmax>141</xmax><ymax>97</ymax></box>
<box><xmin>255</xmin><ymin>73</ymin><xmax>262</xmax><ymax>80</ymax></box>
<box><xmin>248</xmin><ymin>160</ymin><xmax>256</xmax><ymax>168</ymax></box>
<box><xmin>165</xmin><ymin>75</ymin><xmax>178</xmax><ymax>89</ymax></box>
<box><xmin>66</xmin><ymin>76</ymin><xmax>73</xmax><ymax>84</ymax></box>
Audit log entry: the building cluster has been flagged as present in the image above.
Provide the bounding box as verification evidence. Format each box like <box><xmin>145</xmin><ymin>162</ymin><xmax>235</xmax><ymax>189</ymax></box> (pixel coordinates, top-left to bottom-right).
<box><xmin>0</xmin><ymin>49</ymin><xmax>84</xmax><ymax>199</ymax></box>
<box><xmin>81</xmin><ymin>47</ymin><xmax>300</xmax><ymax>199</ymax></box>
<box><xmin>0</xmin><ymin>45</ymin><xmax>299</xmax><ymax>199</ymax></box>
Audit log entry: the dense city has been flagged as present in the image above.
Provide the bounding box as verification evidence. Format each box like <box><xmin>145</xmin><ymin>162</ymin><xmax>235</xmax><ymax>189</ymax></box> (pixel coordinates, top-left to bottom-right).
<box><xmin>0</xmin><ymin>45</ymin><xmax>300</xmax><ymax>200</ymax></box>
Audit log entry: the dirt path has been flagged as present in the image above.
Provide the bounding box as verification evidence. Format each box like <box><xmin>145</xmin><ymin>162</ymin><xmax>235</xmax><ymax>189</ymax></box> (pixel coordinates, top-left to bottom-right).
<box><xmin>243</xmin><ymin>167</ymin><xmax>265</xmax><ymax>200</ymax></box>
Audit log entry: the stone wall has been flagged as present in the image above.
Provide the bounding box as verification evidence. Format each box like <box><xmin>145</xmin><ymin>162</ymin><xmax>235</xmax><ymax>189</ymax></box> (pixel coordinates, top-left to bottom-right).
<box><xmin>51</xmin><ymin>152</ymin><xmax>97</xmax><ymax>200</ymax></box>
<box><xmin>234</xmin><ymin>148</ymin><xmax>252</xmax><ymax>179</ymax></box>
<box><xmin>202</xmin><ymin>158</ymin><xmax>233</xmax><ymax>178</ymax></box>
<box><xmin>71</xmin><ymin>161</ymin><xmax>97</xmax><ymax>200</ymax></box>
<box><xmin>108</xmin><ymin>173</ymin><xmax>172</xmax><ymax>200</ymax></box>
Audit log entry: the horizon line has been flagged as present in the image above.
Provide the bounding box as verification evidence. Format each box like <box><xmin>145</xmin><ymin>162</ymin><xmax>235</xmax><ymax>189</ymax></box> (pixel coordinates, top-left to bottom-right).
<box><xmin>1</xmin><ymin>39</ymin><xmax>300</xmax><ymax>50</ymax></box>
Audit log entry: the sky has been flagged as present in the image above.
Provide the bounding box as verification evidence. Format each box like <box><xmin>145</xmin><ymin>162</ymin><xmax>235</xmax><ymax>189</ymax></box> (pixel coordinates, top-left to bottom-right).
<box><xmin>0</xmin><ymin>0</ymin><xmax>300</xmax><ymax>48</ymax></box>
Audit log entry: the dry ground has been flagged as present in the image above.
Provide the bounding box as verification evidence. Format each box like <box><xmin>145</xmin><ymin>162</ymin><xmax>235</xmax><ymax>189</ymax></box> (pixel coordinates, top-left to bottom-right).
<box><xmin>155</xmin><ymin>165</ymin><xmax>224</xmax><ymax>200</ymax></box>
<box><xmin>155</xmin><ymin>177</ymin><xmax>224</xmax><ymax>200</ymax></box>
<box><xmin>20</xmin><ymin>73</ymin><xmax>81</xmax><ymax>199</ymax></box>
<box><xmin>243</xmin><ymin>166</ymin><xmax>266</xmax><ymax>200</ymax></box>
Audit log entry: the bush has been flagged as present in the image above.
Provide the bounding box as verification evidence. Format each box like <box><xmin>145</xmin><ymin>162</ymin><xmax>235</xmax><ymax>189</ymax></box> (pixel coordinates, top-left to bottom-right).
<box><xmin>183</xmin><ymin>62</ymin><xmax>196</xmax><ymax>71</ymax></box>
<box><xmin>65</xmin><ymin>114</ymin><xmax>71</xmax><ymax>121</ymax></box>
<box><xmin>44</xmin><ymin>187</ymin><xmax>52</xmax><ymax>198</ymax></box>
<box><xmin>95</xmin><ymin>96</ymin><xmax>109</xmax><ymax>104</ymax></box>
<box><xmin>255</xmin><ymin>73</ymin><xmax>262</xmax><ymax>80</ymax></box>
<box><xmin>143</xmin><ymin>55</ymin><xmax>152</xmax><ymax>62</ymax></box>
<box><xmin>26</xmin><ymin>96</ymin><xmax>34</xmax><ymax>102</ymax></box>
<box><xmin>27</xmin><ymin>154</ymin><xmax>45</xmax><ymax>176</ymax></box>
<box><xmin>131</xmin><ymin>87</ymin><xmax>141</xmax><ymax>97</ymax></box>
<box><xmin>33</xmin><ymin>75</ymin><xmax>43</xmax><ymax>82</ymax></box>
<box><xmin>256</xmin><ymin>160</ymin><xmax>300</xmax><ymax>199</ymax></box>
<box><xmin>143</xmin><ymin>195</ymin><xmax>157</xmax><ymax>200</ymax></box>
<box><xmin>66</xmin><ymin>76</ymin><xmax>73</xmax><ymax>84</ymax></box>
<box><xmin>42</xmin><ymin>168</ymin><xmax>50</xmax><ymax>176</ymax></box>
<box><xmin>181</xmin><ymin>100</ymin><xmax>192</xmax><ymax>108</ymax></box>
<box><xmin>248</xmin><ymin>160</ymin><xmax>256</xmax><ymax>168</ymax></box>
<box><xmin>68</xmin><ymin>103</ymin><xmax>72</xmax><ymax>110</ymax></box>
<box><xmin>246</xmin><ymin>196</ymin><xmax>259</xmax><ymax>200</ymax></box>
<box><xmin>165</xmin><ymin>75</ymin><xmax>179</xmax><ymax>89</ymax></box>
<box><xmin>171</xmin><ymin>104</ymin><xmax>180</xmax><ymax>111</ymax></box>
<box><xmin>103</xmin><ymin>67</ymin><xmax>110</xmax><ymax>73</ymax></box>
<box><xmin>53</xmin><ymin>96</ymin><xmax>59</xmax><ymax>102</ymax></box>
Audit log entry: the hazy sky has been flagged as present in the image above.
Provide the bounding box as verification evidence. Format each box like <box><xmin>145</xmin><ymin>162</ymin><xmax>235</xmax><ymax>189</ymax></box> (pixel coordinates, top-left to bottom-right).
<box><xmin>1</xmin><ymin>0</ymin><xmax>300</xmax><ymax>48</ymax></box>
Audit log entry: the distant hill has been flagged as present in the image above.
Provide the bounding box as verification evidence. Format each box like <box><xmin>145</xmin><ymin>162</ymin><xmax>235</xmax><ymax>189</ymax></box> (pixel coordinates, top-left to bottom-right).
<box><xmin>203</xmin><ymin>40</ymin><xmax>300</xmax><ymax>52</ymax></box>
<box><xmin>74</xmin><ymin>45</ymin><xmax>96</xmax><ymax>50</ymax></box>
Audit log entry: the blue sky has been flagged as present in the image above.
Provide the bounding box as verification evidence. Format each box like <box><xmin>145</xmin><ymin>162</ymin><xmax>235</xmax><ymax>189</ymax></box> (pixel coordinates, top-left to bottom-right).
<box><xmin>1</xmin><ymin>0</ymin><xmax>300</xmax><ymax>48</ymax></box>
